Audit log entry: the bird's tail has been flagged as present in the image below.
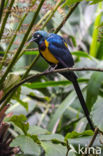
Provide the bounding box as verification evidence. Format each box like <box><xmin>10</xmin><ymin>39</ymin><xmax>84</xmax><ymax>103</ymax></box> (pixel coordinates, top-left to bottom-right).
<box><xmin>60</xmin><ymin>71</ymin><xmax>94</xmax><ymax>130</ymax></box>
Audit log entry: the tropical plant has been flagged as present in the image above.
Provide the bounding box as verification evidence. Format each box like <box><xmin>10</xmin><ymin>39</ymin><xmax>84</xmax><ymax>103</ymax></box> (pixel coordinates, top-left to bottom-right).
<box><xmin>0</xmin><ymin>0</ymin><xmax>103</xmax><ymax>155</ymax></box>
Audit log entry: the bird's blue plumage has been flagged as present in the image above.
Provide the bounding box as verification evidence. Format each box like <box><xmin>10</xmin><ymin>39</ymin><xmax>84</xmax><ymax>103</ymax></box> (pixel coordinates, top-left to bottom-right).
<box><xmin>47</xmin><ymin>33</ymin><xmax>74</xmax><ymax>67</ymax></box>
<box><xmin>31</xmin><ymin>31</ymin><xmax>74</xmax><ymax>67</ymax></box>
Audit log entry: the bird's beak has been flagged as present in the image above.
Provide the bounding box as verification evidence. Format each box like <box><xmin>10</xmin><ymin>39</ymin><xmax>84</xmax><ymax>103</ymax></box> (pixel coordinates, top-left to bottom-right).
<box><xmin>29</xmin><ymin>37</ymin><xmax>37</xmax><ymax>43</ymax></box>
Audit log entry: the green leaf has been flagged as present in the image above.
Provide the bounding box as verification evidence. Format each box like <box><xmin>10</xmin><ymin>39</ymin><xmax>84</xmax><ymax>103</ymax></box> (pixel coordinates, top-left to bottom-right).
<box><xmin>87</xmin><ymin>0</ymin><xmax>103</xmax><ymax>4</ymax></box>
<box><xmin>41</xmin><ymin>142</ymin><xmax>68</xmax><ymax>156</ymax></box>
<box><xmin>72</xmin><ymin>51</ymin><xmax>92</xmax><ymax>59</ymax></box>
<box><xmin>12</xmin><ymin>86</ymin><xmax>21</xmax><ymax>99</ymax></box>
<box><xmin>24</xmin><ymin>51</ymin><xmax>39</xmax><ymax>55</ymax></box>
<box><xmin>16</xmin><ymin>98</ymin><xmax>28</xmax><ymax>112</ymax></box>
<box><xmin>39</xmin><ymin>134</ymin><xmax>64</xmax><ymax>143</ymax></box>
<box><xmin>86</xmin><ymin>70</ymin><xmax>103</xmax><ymax>111</ymax></box>
<box><xmin>75</xmin><ymin>117</ymin><xmax>88</xmax><ymax>132</ymax></box>
<box><xmin>9</xmin><ymin>115</ymin><xmax>29</xmax><ymax>134</ymax></box>
<box><xmin>24</xmin><ymin>80</ymin><xmax>71</xmax><ymax>89</ymax></box>
<box><xmin>48</xmin><ymin>91</ymin><xmax>77</xmax><ymax>131</ymax></box>
<box><xmin>10</xmin><ymin>135</ymin><xmax>40</xmax><ymax>155</ymax></box>
<box><xmin>65</xmin><ymin>130</ymin><xmax>94</xmax><ymax>140</ymax></box>
<box><xmin>62</xmin><ymin>0</ymin><xmax>103</xmax><ymax>7</ymax></box>
<box><xmin>62</xmin><ymin>0</ymin><xmax>82</xmax><ymax>7</ymax></box>
<box><xmin>68</xmin><ymin>135</ymin><xmax>102</xmax><ymax>147</ymax></box>
<box><xmin>24</xmin><ymin>78</ymin><xmax>88</xmax><ymax>89</ymax></box>
<box><xmin>90</xmin><ymin>2</ymin><xmax>102</xmax><ymax>57</ymax></box>
<box><xmin>91</xmin><ymin>97</ymin><xmax>103</xmax><ymax>131</ymax></box>
<box><xmin>0</xmin><ymin>51</ymin><xmax>5</xmax><ymax>54</ymax></box>
<box><xmin>0</xmin><ymin>51</ymin><xmax>39</xmax><ymax>55</ymax></box>
<box><xmin>28</xmin><ymin>125</ymin><xmax>49</xmax><ymax>135</ymax></box>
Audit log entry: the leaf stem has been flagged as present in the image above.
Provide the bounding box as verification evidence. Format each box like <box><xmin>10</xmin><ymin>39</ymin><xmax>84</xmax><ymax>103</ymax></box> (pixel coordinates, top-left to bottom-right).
<box><xmin>54</xmin><ymin>2</ymin><xmax>80</xmax><ymax>33</ymax></box>
<box><xmin>90</xmin><ymin>2</ymin><xmax>102</xmax><ymax>57</ymax></box>
<box><xmin>0</xmin><ymin>0</ymin><xmax>37</xmax><ymax>70</ymax></box>
<box><xmin>0</xmin><ymin>14</ymin><xmax>27</xmax><ymax>70</ymax></box>
<box><xmin>0</xmin><ymin>0</ymin><xmax>15</xmax><ymax>40</ymax></box>
<box><xmin>42</xmin><ymin>0</ymin><xmax>64</xmax><ymax>29</ymax></box>
<box><xmin>0</xmin><ymin>0</ymin><xmax>6</xmax><ymax>23</ymax></box>
<box><xmin>0</xmin><ymin>0</ymin><xmax>45</xmax><ymax>85</ymax></box>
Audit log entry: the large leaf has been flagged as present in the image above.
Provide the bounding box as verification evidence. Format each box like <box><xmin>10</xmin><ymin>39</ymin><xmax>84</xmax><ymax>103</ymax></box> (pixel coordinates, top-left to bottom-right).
<box><xmin>9</xmin><ymin>114</ymin><xmax>29</xmax><ymax>135</ymax></box>
<box><xmin>91</xmin><ymin>97</ymin><xmax>103</xmax><ymax>131</ymax></box>
<box><xmin>74</xmin><ymin>117</ymin><xmax>88</xmax><ymax>132</ymax></box>
<box><xmin>41</xmin><ymin>142</ymin><xmax>68</xmax><ymax>156</ymax></box>
<box><xmin>72</xmin><ymin>51</ymin><xmax>92</xmax><ymax>59</ymax></box>
<box><xmin>68</xmin><ymin>135</ymin><xmax>103</xmax><ymax>147</ymax></box>
<box><xmin>16</xmin><ymin>98</ymin><xmax>28</xmax><ymax>112</ymax></box>
<box><xmin>28</xmin><ymin>125</ymin><xmax>49</xmax><ymax>135</ymax></box>
<box><xmin>87</xmin><ymin>0</ymin><xmax>103</xmax><ymax>4</ymax></box>
<box><xmin>65</xmin><ymin>130</ymin><xmax>94</xmax><ymax>140</ymax></box>
<box><xmin>62</xmin><ymin>0</ymin><xmax>82</xmax><ymax>7</ymax></box>
<box><xmin>63</xmin><ymin>0</ymin><xmax>103</xmax><ymax>7</ymax></box>
<box><xmin>10</xmin><ymin>135</ymin><xmax>40</xmax><ymax>155</ymax></box>
<box><xmin>48</xmin><ymin>91</ymin><xmax>77</xmax><ymax>131</ymax></box>
<box><xmin>86</xmin><ymin>70</ymin><xmax>103</xmax><ymax>111</ymax></box>
<box><xmin>39</xmin><ymin>134</ymin><xmax>64</xmax><ymax>143</ymax></box>
<box><xmin>24</xmin><ymin>78</ymin><xmax>88</xmax><ymax>89</ymax></box>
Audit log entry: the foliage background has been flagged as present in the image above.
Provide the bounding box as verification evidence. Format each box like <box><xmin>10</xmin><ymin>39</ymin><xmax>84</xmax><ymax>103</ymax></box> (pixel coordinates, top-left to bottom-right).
<box><xmin>0</xmin><ymin>0</ymin><xmax>103</xmax><ymax>155</ymax></box>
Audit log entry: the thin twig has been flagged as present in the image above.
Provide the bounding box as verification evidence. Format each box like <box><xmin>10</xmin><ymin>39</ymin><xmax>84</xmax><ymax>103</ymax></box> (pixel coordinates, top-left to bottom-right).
<box><xmin>82</xmin><ymin>128</ymin><xmax>99</xmax><ymax>156</ymax></box>
<box><xmin>54</xmin><ymin>2</ymin><xmax>80</xmax><ymax>33</ymax></box>
<box><xmin>66</xmin><ymin>140</ymin><xmax>70</xmax><ymax>156</ymax></box>
<box><xmin>0</xmin><ymin>67</ymin><xmax>103</xmax><ymax>109</ymax></box>
<box><xmin>42</xmin><ymin>0</ymin><xmax>64</xmax><ymax>29</ymax></box>
<box><xmin>88</xmin><ymin>128</ymin><xmax>99</xmax><ymax>147</ymax></box>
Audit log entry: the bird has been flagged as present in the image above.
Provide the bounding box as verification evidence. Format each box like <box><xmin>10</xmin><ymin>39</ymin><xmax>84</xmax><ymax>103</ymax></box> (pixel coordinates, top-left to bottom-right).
<box><xmin>29</xmin><ymin>30</ymin><xmax>94</xmax><ymax>130</ymax></box>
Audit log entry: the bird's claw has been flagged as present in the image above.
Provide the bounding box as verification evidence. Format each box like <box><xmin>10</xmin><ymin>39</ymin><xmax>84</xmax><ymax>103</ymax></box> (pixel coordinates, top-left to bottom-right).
<box><xmin>46</xmin><ymin>65</ymin><xmax>58</xmax><ymax>72</ymax></box>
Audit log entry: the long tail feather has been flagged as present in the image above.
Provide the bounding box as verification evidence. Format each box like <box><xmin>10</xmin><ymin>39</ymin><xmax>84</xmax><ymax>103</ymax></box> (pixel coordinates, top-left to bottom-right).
<box><xmin>60</xmin><ymin>71</ymin><xmax>94</xmax><ymax>130</ymax></box>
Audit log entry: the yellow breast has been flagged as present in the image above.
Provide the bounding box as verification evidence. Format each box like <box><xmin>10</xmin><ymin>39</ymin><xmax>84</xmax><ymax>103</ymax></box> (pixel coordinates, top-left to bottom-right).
<box><xmin>40</xmin><ymin>40</ymin><xmax>59</xmax><ymax>64</ymax></box>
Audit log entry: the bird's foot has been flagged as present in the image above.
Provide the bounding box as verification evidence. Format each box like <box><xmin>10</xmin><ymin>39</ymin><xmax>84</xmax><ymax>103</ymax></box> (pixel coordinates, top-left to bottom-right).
<box><xmin>48</xmin><ymin>64</ymin><xmax>58</xmax><ymax>72</ymax></box>
<box><xmin>44</xmin><ymin>65</ymin><xmax>58</xmax><ymax>73</ymax></box>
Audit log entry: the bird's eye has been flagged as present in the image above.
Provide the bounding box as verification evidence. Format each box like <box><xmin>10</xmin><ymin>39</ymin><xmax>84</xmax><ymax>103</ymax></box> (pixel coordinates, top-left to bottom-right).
<box><xmin>37</xmin><ymin>34</ymin><xmax>40</xmax><ymax>38</ymax></box>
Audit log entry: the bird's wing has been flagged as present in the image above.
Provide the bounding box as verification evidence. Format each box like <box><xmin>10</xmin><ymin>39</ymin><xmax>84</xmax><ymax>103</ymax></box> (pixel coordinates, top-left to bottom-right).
<box><xmin>47</xmin><ymin>34</ymin><xmax>74</xmax><ymax>67</ymax></box>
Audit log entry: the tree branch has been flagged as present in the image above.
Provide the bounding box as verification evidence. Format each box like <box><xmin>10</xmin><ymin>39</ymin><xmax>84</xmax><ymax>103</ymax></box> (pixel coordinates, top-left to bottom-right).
<box><xmin>0</xmin><ymin>67</ymin><xmax>103</xmax><ymax>108</ymax></box>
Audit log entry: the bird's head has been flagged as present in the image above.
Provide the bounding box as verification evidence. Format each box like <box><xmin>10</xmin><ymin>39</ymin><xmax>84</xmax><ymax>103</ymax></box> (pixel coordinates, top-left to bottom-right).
<box><xmin>29</xmin><ymin>31</ymin><xmax>49</xmax><ymax>44</ymax></box>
